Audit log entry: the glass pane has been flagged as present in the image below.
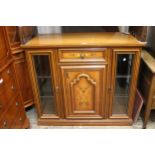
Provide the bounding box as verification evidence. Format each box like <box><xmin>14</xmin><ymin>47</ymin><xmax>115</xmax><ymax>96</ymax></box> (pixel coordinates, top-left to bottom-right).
<box><xmin>112</xmin><ymin>54</ymin><xmax>134</xmax><ymax>115</ymax></box>
<box><xmin>33</xmin><ymin>55</ymin><xmax>51</xmax><ymax>76</ymax></box>
<box><xmin>33</xmin><ymin>55</ymin><xmax>56</xmax><ymax>115</ymax></box>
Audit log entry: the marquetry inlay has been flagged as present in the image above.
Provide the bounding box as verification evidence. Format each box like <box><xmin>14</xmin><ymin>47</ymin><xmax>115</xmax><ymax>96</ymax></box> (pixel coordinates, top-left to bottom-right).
<box><xmin>70</xmin><ymin>73</ymin><xmax>96</xmax><ymax>110</ymax></box>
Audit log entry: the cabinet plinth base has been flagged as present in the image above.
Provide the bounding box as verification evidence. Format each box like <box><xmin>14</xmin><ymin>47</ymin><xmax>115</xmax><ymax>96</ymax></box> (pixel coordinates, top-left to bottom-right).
<box><xmin>38</xmin><ymin>118</ymin><xmax>133</xmax><ymax>126</ymax></box>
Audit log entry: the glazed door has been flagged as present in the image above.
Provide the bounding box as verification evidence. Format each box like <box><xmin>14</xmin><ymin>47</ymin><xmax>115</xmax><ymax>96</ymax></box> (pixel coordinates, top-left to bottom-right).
<box><xmin>109</xmin><ymin>48</ymin><xmax>140</xmax><ymax>119</ymax></box>
<box><xmin>61</xmin><ymin>65</ymin><xmax>107</xmax><ymax>119</ymax></box>
<box><xmin>26</xmin><ymin>51</ymin><xmax>61</xmax><ymax>118</ymax></box>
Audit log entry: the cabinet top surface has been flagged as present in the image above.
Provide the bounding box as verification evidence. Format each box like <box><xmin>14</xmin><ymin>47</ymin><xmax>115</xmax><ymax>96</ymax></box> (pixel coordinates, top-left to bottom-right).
<box><xmin>21</xmin><ymin>32</ymin><xmax>145</xmax><ymax>48</ymax></box>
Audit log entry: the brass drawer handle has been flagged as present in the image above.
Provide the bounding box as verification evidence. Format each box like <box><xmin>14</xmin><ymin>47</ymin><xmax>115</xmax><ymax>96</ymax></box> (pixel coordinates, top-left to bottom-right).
<box><xmin>7</xmin><ymin>69</ymin><xmax>11</xmax><ymax>74</ymax></box>
<box><xmin>80</xmin><ymin>53</ymin><xmax>85</xmax><ymax>59</ymax></box>
<box><xmin>11</xmin><ymin>85</ymin><xmax>15</xmax><ymax>90</ymax></box>
<box><xmin>6</xmin><ymin>52</ymin><xmax>9</xmax><ymax>56</ymax></box>
<box><xmin>3</xmin><ymin>121</ymin><xmax>7</xmax><ymax>128</ymax></box>
<box><xmin>0</xmin><ymin>78</ymin><xmax>4</xmax><ymax>84</ymax></box>
<box><xmin>19</xmin><ymin>117</ymin><xmax>22</xmax><ymax>121</ymax></box>
<box><xmin>16</xmin><ymin>102</ymin><xmax>19</xmax><ymax>106</ymax></box>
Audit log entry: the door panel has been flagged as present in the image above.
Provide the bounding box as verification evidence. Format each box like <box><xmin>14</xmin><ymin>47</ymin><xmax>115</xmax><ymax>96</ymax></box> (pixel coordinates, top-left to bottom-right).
<box><xmin>61</xmin><ymin>65</ymin><xmax>107</xmax><ymax>119</ymax></box>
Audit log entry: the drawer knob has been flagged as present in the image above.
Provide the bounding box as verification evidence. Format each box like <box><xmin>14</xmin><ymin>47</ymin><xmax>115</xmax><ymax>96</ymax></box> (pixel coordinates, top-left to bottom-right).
<box><xmin>6</xmin><ymin>52</ymin><xmax>9</xmax><ymax>56</ymax></box>
<box><xmin>16</xmin><ymin>102</ymin><xmax>19</xmax><ymax>106</ymax></box>
<box><xmin>11</xmin><ymin>85</ymin><xmax>15</xmax><ymax>90</ymax></box>
<box><xmin>3</xmin><ymin>121</ymin><xmax>7</xmax><ymax>127</ymax></box>
<box><xmin>0</xmin><ymin>78</ymin><xmax>4</xmax><ymax>84</ymax></box>
<box><xmin>19</xmin><ymin>117</ymin><xmax>22</xmax><ymax>121</ymax></box>
<box><xmin>80</xmin><ymin>53</ymin><xmax>85</xmax><ymax>59</ymax></box>
<box><xmin>7</xmin><ymin>69</ymin><xmax>11</xmax><ymax>74</ymax></box>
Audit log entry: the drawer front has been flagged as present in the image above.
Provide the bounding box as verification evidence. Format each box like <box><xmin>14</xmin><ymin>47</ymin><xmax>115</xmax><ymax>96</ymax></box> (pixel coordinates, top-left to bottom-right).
<box><xmin>0</xmin><ymin>65</ymin><xmax>18</xmax><ymax>114</ymax></box>
<box><xmin>3</xmin><ymin>78</ymin><xmax>18</xmax><ymax>102</ymax></box>
<box><xmin>58</xmin><ymin>48</ymin><xmax>107</xmax><ymax>62</ymax></box>
<box><xmin>0</xmin><ymin>64</ymin><xmax>14</xmax><ymax>93</ymax></box>
<box><xmin>0</xmin><ymin>92</ymin><xmax>8</xmax><ymax>116</ymax></box>
<box><xmin>6</xmin><ymin>95</ymin><xmax>22</xmax><ymax>121</ymax></box>
<box><xmin>1</xmin><ymin>65</ymin><xmax>14</xmax><ymax>81</ymax></box>
<box><xmin>0</xmin><ymin>117</ymin><xmax>12</xmax><ymax>129</ymax></box>
<box><xmin>0</xmin><ymin>95</ymin><xmax>23</xmax><ymax>129</ymax></box>
<box><xmin>12</xmin><ymin>110</ymin><xmax>26</xmax><ymax>129</ymax></box>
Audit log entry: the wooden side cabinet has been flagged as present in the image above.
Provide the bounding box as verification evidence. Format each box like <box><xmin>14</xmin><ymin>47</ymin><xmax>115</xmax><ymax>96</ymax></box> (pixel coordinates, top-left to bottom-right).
<box><xmin>138</xmin><ymin>49</ymin><xmax>155</xmax><ymax>128</ymax></box>
<box><xmin>23</xmin><ymin>32</ymin><xmax>144</xmax><ymax>126</ymax></box>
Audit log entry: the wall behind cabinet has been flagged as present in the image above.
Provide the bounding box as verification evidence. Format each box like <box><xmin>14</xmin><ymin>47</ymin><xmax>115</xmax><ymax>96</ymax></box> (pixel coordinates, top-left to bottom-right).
<box><xmin>37</xmin><ymin>26</ymin><xmax>62</xmax><ymax>34</ymax></box>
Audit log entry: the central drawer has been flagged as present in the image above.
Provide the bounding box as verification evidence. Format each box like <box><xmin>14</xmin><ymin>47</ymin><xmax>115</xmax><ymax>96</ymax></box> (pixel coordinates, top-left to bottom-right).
<box><xmin>0</xmin><ymin>91</ymin><xmax>7</xmax><ymax>116</ymax></box>
<box><xmin>58</xmin><ymin>48</ymin><xmax>108</xmax><ymax>63</ymax></box>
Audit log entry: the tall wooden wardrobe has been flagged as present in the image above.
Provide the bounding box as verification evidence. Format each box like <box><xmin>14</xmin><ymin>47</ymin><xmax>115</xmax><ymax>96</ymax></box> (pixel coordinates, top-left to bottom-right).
<box><xmin>4</xmin><ymin>26</ymin><xmax>35</xmax><ymax>108</ymax></box>
<box><xmin>0</xmin><ymin>26</ymin><xmax>35</xmax><ymax>128</ymax></box>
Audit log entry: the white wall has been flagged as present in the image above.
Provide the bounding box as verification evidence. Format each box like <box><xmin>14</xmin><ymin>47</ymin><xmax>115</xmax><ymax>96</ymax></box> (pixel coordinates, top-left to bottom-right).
<box><xmin>118</xmin><ymin>26</ymin><xmax>129</xmax><ymax>34</ymax></box>
<box><xmin>37</xmin><ymin>26</ymin><xmax>62</xmax><ymax>34</ymax></box>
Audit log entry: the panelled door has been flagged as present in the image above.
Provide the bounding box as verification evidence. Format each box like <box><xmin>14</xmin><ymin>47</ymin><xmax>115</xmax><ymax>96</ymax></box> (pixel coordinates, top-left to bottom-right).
<box><xmin>61</xmin><ymin>65</ymin><xmax>108</xmax><ymax>119</ymax></box>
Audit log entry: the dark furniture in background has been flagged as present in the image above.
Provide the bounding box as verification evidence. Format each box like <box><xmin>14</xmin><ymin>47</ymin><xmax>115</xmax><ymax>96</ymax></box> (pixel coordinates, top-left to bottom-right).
<box><xmin>62</xmin><ymin>26</ymin><xmax>119</xmax><ymax>33</ymax></box>
<box><xmin>129</xmin><ymin>26</ymin><xmax>148</xmax><ymax>42</ymax></box>
<box><xmin>138</xmin><ymin>49</ymin><xmax>155</xmax><ymax>128</ymax></box>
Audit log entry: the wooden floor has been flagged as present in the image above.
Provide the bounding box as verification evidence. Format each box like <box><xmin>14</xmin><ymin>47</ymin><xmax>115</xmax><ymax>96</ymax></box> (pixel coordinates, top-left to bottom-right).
<box><xmin>26</xmin><ymin>107</ymin><xmax>155</xmax><ymax>129</ymax></box>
